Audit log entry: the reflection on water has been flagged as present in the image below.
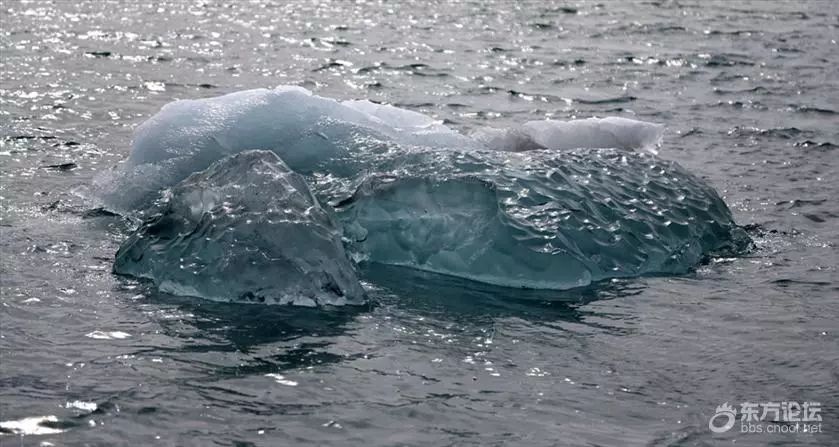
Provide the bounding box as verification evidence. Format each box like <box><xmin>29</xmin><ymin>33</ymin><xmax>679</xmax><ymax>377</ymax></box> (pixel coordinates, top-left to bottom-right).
<box><xmin>362</xmin><ymin>263</ymin><xmax>640</xmax><ymax>323</ymax></box>
<box><xmin>147</xmin><ymin>292</ymin><xmax>370</xmax><ymax>374</ymax></box>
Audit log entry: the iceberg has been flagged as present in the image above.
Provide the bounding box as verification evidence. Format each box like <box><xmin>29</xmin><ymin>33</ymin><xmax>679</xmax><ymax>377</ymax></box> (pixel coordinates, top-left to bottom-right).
<box><xmin>113</xmin><ymin>150</ymin><xmax>365</xmax><ymax>306</ymax></box>
<box><xmin>101</xmin><ymin>86</ymin><xmax>748</xmax><ymax>295</ymax></box>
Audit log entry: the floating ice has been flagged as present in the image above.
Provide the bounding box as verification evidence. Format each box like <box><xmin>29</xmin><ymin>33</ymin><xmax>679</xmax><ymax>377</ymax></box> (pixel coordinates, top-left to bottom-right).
<box><xmin>101</xmin><ymin>87</ymin><xmax>746</xmax><ymax>294</ymax></box>
<box><xmin>113</xmin><ymin>150</ymin><xmax>365</xmax><ymax>305</ymax></box>
<box><xmin>65</xmin><ymin>401</ymin><xmax>98</xmax><ymax>412</ymax></box>
<box><xmin>0</xmin><ymin>415</ymin><xmax>64</xmax><ymax>435</ymax></box>
<box><xmin>472</xmin><ymin>117</ymin><xmax>664</xmax><ymax>153</ymax></box>
<box><xmin>84</xmin><ymin>330</ymin><xmax>131</xmax><ymax>340</ymax></box>
<box><xmin>94</xmin><ymin>87</ymin><xmax>662</xmax><ymax>211</ymax></box>
<box><xmin>265</xmin><ymin>373</ymin><xmax>299</xmax><ymax>386</ymax></box>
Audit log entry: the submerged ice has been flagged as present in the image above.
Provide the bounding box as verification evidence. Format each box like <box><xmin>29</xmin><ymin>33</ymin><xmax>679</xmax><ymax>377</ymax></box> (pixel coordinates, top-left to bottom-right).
<box><xmin>105</xmin><ymin>86</ymin><xmax>748</xmax><ymax>299</ymax></box>
<box><xmin>113</xmin><ymin>150</ymin><xmax>365</xmax><ymax>305</ymax></box>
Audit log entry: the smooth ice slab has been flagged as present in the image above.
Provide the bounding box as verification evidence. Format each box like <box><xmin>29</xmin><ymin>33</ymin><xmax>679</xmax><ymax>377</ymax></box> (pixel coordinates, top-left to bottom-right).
<box><xmin>328</xmin><ymin>147</ymin><xmax>749</xmax><ymax>289</ymax></box>
<box><xmin>113</xmin><ymin>150</ymin><xmax>365</xmax><ymax>306</ymax></box>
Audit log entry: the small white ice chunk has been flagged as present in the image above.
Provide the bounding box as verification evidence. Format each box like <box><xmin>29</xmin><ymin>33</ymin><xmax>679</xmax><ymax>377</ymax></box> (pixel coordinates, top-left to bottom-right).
<box><xmin>265</xmin><ymin>373</ymin><xmax>298</xmax><ymax>386</ymax></box>
<box><xmin>0</xmin><ymin>415</ymin><xmax>64</xmax><ymax>435</ymax></box>
<box><xmin>65</xmin><ymin>401</ymin><xmax>97</xmax><ymax>412</ymax></box>
<box><xmin>85</xmin><ymin>331</ymin><xmax>131</xmax><ymax>340</ymax></box>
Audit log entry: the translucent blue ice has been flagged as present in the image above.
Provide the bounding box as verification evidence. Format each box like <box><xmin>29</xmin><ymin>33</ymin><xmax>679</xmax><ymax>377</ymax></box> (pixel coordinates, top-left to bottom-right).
<box><xmin>323</xmin><ymin>146</ymin><xmax>749</xmax><ymax>289</ymax></box>
<box><xmin>113</xmin><ymin>150</ymin><xmax>365</xmax><ymax>305</ymax></box>
<box><xmin>105</xmin><ymin>87</ymin><xmax>747</xmax><ymax>296</ymax></box>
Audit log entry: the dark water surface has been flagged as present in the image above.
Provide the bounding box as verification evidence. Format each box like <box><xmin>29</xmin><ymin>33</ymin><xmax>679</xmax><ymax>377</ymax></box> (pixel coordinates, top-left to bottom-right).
<box><xmin>1</xmin><ymin>1</ymin><xmax>838</xmax><ymax>445</ymax></box>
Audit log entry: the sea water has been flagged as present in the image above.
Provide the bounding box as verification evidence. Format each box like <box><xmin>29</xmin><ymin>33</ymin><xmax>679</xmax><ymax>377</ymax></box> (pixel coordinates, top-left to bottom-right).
<box><xmin>1</xmin><ymin>1</ymin><xmax>837</xmax><ymax>445</ymax></box>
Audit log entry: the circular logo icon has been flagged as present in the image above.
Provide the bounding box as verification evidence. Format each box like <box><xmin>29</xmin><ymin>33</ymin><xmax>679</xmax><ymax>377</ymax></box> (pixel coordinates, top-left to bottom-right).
<box><xmin>709</xmin><ymin>403</ymin><xmax>737</xmax><ymax>433</ymax></box>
